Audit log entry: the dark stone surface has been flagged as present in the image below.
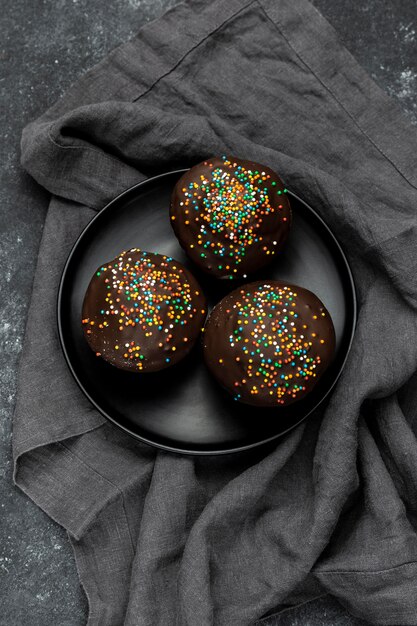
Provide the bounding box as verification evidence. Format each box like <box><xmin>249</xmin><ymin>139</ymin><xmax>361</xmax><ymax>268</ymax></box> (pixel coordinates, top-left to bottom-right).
<box><xmin>0</xmin><ymin>0</ymin><xmax>415</xmax><ymax>624</ymax></box>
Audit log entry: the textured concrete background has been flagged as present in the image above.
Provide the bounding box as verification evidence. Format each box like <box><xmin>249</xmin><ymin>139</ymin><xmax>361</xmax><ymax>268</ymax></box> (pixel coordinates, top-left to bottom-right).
<box><xmin>1</xmin><ymin>0</ymin><xmax>416</xmax><ymax>624</ymax></box>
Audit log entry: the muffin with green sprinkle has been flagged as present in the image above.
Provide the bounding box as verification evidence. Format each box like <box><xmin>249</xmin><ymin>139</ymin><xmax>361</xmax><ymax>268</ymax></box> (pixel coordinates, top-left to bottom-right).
<box><xmin>82</xmin><ymin>249</ymin><xmax>207</xmax><ymax>372</ymax></box>
<box><xmin>170</xmin><ymin>156</ymin><xmax>291</xmax><ymax>280</ymax></box>
<box><xmin>203</xmin><ymin>281</ymin><xmax>335</xmax><ymax>407</ymax></box>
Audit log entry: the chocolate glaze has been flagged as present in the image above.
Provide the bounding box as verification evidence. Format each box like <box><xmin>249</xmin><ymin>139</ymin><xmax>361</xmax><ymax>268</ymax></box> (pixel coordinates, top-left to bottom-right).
<box><xmin>170</xmin><ymin>156</ymin><xmax>291</xmax><ymax>280</ymax></box>
<box><xmin>203</xmin><ymin>281</ymin><xmax>335</xmax><ymax>407</ymax></box>
<box><xmin>82</xmin><ymin>249</ymin><xmax>207</xmax><ymax>372</ymax></box>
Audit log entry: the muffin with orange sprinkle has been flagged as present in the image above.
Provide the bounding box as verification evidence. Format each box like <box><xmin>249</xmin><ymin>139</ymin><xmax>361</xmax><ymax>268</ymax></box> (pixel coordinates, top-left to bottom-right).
<box><xmin>170</xmin><ymin>156</ymin><xmax>291</xmax><ymax>280</ymax></box>
<box><xmin>82</xmin><ymin>249</ymin><xmax>206</xmax><ymax>372</ymax></box>
<box><xmin>203</xmin><ymin>281</ymin><xmax>335</xmax><ymax>407</ymax></box>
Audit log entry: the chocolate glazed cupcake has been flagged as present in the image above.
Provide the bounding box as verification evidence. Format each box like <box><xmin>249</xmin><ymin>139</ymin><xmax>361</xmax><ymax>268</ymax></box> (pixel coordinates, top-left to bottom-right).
<box><xmin>170</xmin><ymin>156</ymin><xmax>291</xmax><ymax>280</ymax></box>
<box><xmin>203</xmin><ymin>281</ymin><xmax>335</xmax><ymax>407</ymax></box>
<box><xmin>82</xmin><ymin>249</ymin><xmax>207</xmax><ymax>372</ymax></box>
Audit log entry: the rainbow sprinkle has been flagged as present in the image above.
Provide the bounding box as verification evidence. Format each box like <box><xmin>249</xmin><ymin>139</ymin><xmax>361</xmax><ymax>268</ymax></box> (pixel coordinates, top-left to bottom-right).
<box><xmin>82</xmin><ymin>249</ymin><xmax>203</xmax><ymax>370</ymax></box>
<box><xmin>218</xmin><ymin>284</ymin><xmax>322</xmax><ymax>404</ymax></box>
<box><xmin>173</xmin><ymin>156</ymin><xmax>288</xmax><ymax>278</ymax></box>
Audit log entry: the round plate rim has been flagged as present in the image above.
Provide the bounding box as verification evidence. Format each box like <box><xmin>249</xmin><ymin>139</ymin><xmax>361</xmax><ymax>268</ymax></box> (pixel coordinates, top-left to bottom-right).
<box><xmin>57</xmin><ymin>169</ymin><xmax>357</xmax><ymax>456</ymax></box>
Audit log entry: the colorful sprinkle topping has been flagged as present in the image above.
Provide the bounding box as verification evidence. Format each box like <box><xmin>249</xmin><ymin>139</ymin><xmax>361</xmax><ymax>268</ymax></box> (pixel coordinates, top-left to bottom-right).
<box><xmin>82</xmin><ymin>249</ymin><xmax>203</xmax><ymax>370</ymax></box>
<box><xmin>172</xmin><ymin>156</ymin><xmax>288</xmax><ymax>277</ymax></box>
<box><xmin>219</xmin><ymin>284</ymin><xmax>323</xmax><ymax>404</ymax></box>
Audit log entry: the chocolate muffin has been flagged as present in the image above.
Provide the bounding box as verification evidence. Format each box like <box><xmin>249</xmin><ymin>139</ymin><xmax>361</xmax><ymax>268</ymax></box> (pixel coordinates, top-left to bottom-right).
<box><xmin>203</xmin><ymin>281</ymin><xmax>335</xmax><ymax>407</ymax></box>
<box><xmin>170</xmin><ymin>156</ymin><xmax>291</xmax><ymax>280</ymax></box>
<box><xmin>82</xmin><ymin>249</ymin><xmax>207</xmax><ymax>372</ymax></box>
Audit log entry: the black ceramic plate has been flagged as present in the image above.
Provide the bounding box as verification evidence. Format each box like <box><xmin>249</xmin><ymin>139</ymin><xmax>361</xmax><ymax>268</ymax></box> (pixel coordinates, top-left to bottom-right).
<box><xmin>58</xmin><ymin>170</ymin><xmax>356</xmax><ymax>455</ymax></box>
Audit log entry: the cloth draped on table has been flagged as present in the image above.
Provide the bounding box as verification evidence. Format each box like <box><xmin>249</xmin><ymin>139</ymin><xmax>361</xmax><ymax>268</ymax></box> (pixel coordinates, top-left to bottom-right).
<box><xmin>14</xmin><ymin>0</ymin><xmax>417</xmax><ymax>624</ymax></box>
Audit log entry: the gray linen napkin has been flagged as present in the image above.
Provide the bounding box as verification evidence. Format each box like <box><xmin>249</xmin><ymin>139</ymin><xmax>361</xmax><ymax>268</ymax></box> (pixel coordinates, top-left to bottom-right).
<box><xmin>14</xmin><ymin>0</ymin><xmax>417</xmax><ymax>624</ymax></box>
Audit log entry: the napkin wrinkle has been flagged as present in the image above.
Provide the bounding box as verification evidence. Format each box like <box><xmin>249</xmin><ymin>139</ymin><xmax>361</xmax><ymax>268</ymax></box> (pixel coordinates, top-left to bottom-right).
<box><xmin>263</xmin><ymin>3</ymin><xmax>417</xmax><ymax>193</ymax></box>
<box><xmin>260</xmin><ymin>0</ymin><xmax>417</xmax><ymax>190</ymax></box>
<box><xmin>317</xmin><ymin>560</ymin><xmax>417</xmax><ymax>576</ymax></box>
<box><xmin>176</xmin><ymin>423</ymin><xmax>324</xmax><ymax>625</ymax></box>
<box><xmin>369</xmin><ymin>396</ymin><xmax>417</xmax><ymax>514</ymax></box>
<box><xmin>313</xmin><ymin>415</ymin><xmax>417</xmax><ymax>572</ymax></box>
<box><xmin>131</xmin><ymin>0</ymin><xmax>257</xmax><ymax>107</ymax></box>
<box><xmin>254</xmin><ymin>593</ymin><xmax>328</xmax><ymax>623</ymax></box>
<box><xmin>58</xmin><ymin>440</ymin><xmax>137</xmax><ymax>547</ymax></box>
